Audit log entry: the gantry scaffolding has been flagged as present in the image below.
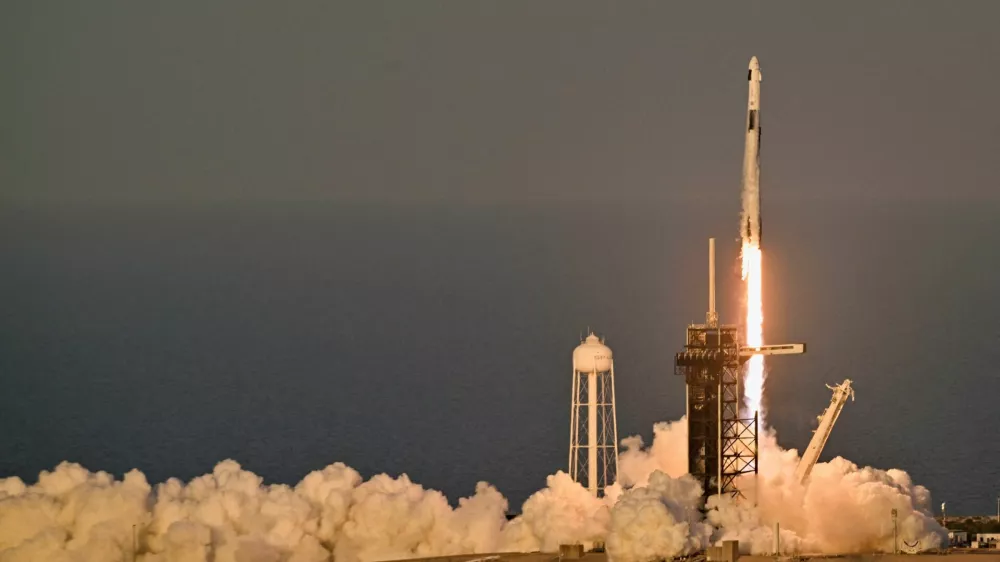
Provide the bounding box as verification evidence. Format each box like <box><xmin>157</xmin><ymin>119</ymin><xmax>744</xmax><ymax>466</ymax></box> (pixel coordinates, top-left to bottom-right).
<box><xmin>675</xmin><ymin>323</ymin><xmax>758</xmax><ymax>498</ymax></box>
<box><xmin>674</xmin><ymin>238</ymin><xmax>804</xmax><ymax>501</ymax></box>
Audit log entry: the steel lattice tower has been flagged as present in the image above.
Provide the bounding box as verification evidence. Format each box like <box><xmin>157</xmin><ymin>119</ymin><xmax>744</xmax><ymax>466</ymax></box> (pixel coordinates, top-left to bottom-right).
<box><xmin>676</xmin><ymin>323</ymin><xmax>758</xmax><ymax>499</ymax></box>
<box><xmin>569</xmin><ymin>332</ymin><xmax>619</xmax><ymax>497</ymax></box>
<box><xmin>675</xmin><ymin>239</ymin><xmax>803</xmax><ymax>501</ymax></box>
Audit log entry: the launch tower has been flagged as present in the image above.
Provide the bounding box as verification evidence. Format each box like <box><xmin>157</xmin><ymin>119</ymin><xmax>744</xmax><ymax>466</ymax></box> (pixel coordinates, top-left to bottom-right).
<box><xmin>675</xmin><ymin>239</ymin><xmax>805</xmax><ymax>500</ymax></box>
<box><xmin>569</xmin><ymin>332</ymin><xmax>619</xmax><ymax>497</ymax></box>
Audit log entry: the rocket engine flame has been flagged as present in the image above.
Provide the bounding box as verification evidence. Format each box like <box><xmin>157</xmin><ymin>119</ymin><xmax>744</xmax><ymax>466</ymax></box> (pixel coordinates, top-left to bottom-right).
<box><xmin>741</xmin><ymin>240</ymin><xmax>764</xmax><ymax>418</ymax></box>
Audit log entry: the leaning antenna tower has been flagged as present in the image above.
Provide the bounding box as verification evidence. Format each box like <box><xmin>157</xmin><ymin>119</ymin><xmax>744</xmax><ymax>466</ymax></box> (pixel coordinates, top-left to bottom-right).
<box><xmin>569</xmin><ymin>332</ymin><xmax>619</xmax><ymax>497</ymax></box>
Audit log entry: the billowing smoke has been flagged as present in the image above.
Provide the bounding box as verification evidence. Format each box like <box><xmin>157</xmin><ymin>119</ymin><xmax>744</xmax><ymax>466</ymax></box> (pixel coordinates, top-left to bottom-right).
<box><xmin>614</xmin><ymin>420</ymin><xmax>946</xmax><ymax>555</ymax></box>
<box><xmin>0</xmin><ymin>461</ymin><xmax>613</xmax><ymax>562</ymax></box>
<box><xmin>605</xmin><ymin>471</ymin><xmax>711</xmax><ymax>562</ymax></box>
<box><xmin>616</xmin><ymin>419</ymin><xmax>689</xmax><ymax>485</ymax></box>
<box><xmin>0</xmin><ymin>419</ymin><xmax>944</xmax><ymax>561</ymax></box>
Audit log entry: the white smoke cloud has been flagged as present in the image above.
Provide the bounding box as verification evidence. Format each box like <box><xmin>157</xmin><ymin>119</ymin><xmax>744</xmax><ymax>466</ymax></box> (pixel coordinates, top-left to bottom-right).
<box><xmin>619</xmin><ymin>422</ymin><xmax>946</xmax><ymax>555</ymax></box>
<box><xmin>0</xmin><ymin>462</ymin><xmax>602</xmax><ymax>562</ymax></box>
<box><xmin>606</xmin><ymin>471</ymin><xmax>711</xmax><ymax>562</ymax></box>
<box><xmin>505</xmin><ymin>471</ymin><xmax>611</xmax><ymax>552</ymax></box>
<box><xmin>616</xmin><ymin>419</ymin><xmax>688</xmax><ymax>487</ymax></box>
<box><xmin>0</xmin><ymin>463</ymin><xmax>149</xmax><ymax>562</ymax></box>
<box><xmin>0</xmin><ymin>419</ymin><xmax>945</xmax><ymax>561</ymax></box>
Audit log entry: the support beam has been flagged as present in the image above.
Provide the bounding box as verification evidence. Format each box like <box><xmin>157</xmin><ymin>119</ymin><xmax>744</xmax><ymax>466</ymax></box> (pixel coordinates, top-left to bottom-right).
<box><xmin>739</xmin><ymin>343</ymin><xmax>805</xmax><ymax>357</ymax></box>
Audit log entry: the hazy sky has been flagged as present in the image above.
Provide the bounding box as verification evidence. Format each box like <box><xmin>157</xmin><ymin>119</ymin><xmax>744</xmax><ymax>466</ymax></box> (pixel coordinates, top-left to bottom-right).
<box><xmin>5</xmin><ymin>1</ymin><xmax>999</xmax><ymax>205</ymax></box>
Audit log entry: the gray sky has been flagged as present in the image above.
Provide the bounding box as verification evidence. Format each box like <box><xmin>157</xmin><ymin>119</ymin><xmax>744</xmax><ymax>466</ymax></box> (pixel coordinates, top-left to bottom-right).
<box><xmin>4</xmin><ymin>1</ymin><xmax>999</xmax><ymax>204</ymax></box>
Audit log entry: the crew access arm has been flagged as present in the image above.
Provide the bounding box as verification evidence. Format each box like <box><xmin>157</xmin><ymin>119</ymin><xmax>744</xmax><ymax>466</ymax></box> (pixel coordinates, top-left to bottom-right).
<box><xmin>794</xmin><ymin>379</ymin><xmax>855</xmax><ymax>484</ymax></box>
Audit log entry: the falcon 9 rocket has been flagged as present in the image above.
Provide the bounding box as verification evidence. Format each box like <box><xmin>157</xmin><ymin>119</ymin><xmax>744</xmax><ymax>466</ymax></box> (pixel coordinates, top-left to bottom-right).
<box><xmin>742</xmin><ymin>56</ymin><xmax>762</xmax><ymax>247</ymax></box>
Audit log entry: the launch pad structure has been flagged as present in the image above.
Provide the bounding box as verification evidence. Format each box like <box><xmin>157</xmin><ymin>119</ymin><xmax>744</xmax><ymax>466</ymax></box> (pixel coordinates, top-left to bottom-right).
<box><xmin>673</xmin><ymin>56</ymin><xmax>806</xmax><ymax>503</ymax></box>
<box><xmin>675</xmin><ymin>239</ymin><xmax>805</xmax><ymax>501</ymax></box>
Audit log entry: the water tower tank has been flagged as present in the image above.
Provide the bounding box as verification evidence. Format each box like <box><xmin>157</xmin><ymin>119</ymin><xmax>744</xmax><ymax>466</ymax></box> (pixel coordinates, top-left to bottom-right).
<box><xmin>573</xmin><ymin>333</ymin><xmax>613</xmax><ymax>373</ymax></box>
<box><xmin>568</xmin><ymin>331</ymin><xmax>618</xmax><ymax>498</ymax></box>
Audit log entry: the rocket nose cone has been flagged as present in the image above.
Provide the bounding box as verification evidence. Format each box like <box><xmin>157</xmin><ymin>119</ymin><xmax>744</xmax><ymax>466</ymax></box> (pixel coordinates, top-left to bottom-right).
<box><xmin>749</xmin><ymin>56</ymin><xmax>760</xmax><ymax>69</ymax></box>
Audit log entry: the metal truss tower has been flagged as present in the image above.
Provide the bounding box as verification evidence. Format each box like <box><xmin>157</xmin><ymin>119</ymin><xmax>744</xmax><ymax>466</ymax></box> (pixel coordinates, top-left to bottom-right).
<box><xmin>675</xmin><ymin>239</ymin><xmax>804</xmax><ymax>501</ymax></box>
<box><xmin>569</xmin><ymin>332</ymin><xmax>619</xmax><ymax>497</ymax></box>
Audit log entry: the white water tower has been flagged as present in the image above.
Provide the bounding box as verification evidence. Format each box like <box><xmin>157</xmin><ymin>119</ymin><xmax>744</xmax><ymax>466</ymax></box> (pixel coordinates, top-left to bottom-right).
<box><xmin>569</xmin><ymin>332</ymin><xmax>619</xmax><ymax>497</ymax></box>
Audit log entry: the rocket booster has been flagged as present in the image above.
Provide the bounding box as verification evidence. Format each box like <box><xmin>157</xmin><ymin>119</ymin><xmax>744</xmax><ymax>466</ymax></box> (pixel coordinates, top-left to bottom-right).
<box><xmin>741</xmin><ymin>56</ymin><xmax>762</xmax><ymax>247</ymax></box>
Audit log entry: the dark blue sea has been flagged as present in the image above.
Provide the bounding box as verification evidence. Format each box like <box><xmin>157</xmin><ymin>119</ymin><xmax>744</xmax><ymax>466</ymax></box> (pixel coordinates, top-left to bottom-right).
<box><xmin>2</xmin><ymin>198</ymin><xmax>997</xmax><ymax>514</ymax></box>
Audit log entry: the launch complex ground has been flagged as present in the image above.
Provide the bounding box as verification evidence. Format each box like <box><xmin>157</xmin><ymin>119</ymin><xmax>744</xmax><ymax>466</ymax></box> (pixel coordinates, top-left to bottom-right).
<box><xmin>393</xmin><ymin>552</ymin><xmax>1000</xmax><ymax>562</ymax></box>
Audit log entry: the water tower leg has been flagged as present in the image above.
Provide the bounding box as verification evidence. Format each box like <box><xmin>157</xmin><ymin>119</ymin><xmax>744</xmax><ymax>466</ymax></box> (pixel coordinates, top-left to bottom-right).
<box><xmin>587</xmin><ymin>371</ymin><xmax>598</xmax><ymax>495</ymax></box>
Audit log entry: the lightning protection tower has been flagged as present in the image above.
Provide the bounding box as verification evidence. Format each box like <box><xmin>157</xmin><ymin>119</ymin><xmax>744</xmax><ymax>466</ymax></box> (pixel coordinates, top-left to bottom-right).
<box><xmin>569</xmin><ymin>332</ymin><xmax>619</xmax><ymax>497</ymax></box>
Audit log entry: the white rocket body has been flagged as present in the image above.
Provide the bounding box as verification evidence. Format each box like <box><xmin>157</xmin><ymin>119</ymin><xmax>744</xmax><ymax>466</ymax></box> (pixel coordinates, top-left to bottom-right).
<box><xmin>742</xmin><ymin>56</ymin><xmax>763</xmax><ymax>247</ymax></box>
